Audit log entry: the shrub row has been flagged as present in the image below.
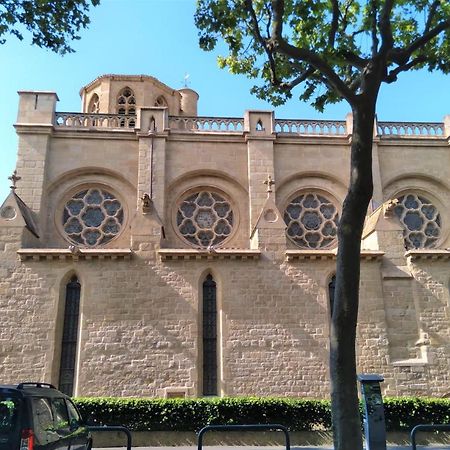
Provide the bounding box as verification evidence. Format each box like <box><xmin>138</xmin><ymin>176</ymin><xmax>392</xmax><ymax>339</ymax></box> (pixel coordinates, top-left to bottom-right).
<box><xmin>73</xmin><ymin>397</ymin><xmax>450</xmax><ymax>432</ymax></box>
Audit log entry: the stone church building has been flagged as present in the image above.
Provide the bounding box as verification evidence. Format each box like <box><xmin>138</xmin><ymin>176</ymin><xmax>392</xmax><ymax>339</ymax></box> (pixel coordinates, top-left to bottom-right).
<box><xmin>1</xmin><ymin>74</ymin><xmax>449</xmax><ymax>398</ymax></box>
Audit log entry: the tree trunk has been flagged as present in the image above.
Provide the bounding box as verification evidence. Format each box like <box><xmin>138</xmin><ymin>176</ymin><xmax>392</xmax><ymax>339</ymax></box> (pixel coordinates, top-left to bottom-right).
<box><xmin>330</xmin><ymin>100</ymin><xmax>377</xmax><ymax>450</ymax></box>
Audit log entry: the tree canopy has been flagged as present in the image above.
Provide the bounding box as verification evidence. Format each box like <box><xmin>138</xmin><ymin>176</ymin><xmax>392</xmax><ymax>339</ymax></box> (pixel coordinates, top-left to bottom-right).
<box><xmin>0</xmin><ymin>0</ymin><xmax>99</xmax><ymax>54</ymax></box>
<box><xmin>195</xmin><ymin>2</ymin><xmax>450</xmax><ymax>450</ymax></box>
<box><xmin>196</xmin><ymin>0</ymin><xmax>450</xmax><ymax>111</ymax></box>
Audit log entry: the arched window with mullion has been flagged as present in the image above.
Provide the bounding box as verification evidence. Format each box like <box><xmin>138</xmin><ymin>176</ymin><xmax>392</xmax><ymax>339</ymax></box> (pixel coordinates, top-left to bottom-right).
<box><xmin>328</xmin><ymin>274</ymin><xmax>336</xmax><ymax>318</ymax></box>
<box><xmin>202</xmin><ymin>274</ymin><xmax>217</xmax><ymax>396</ymax></box>
<box><xmin>58</xmin><ymin>276</ymin><xmax>81</xmax><ymax>396</ymax></box>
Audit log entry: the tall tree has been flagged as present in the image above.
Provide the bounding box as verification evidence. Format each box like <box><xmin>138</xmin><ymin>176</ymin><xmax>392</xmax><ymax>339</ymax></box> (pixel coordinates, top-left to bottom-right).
<box><xmin>195</xmin><ymin>1</ymin><xmax>450</xmax><ymax>449</ymax></box>
<box><xmin>0</xmin><ymin>0</ymin><xmax>99</xmax><ymax>54</ymax></box>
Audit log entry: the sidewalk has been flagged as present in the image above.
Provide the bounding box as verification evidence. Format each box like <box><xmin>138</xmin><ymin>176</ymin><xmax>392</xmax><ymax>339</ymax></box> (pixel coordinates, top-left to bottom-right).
<box><xmin>93</xmin><ymin>446</ymin><xmax>449</xmax><ymax>450</ymax></box>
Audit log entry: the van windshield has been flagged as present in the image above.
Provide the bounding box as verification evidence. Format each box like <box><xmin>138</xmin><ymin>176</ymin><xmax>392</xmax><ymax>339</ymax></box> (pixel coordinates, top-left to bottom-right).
<box><xmin>0</xmin><ymin>396</ymin><xmax>19</xmax><ymax>437</ymax></box>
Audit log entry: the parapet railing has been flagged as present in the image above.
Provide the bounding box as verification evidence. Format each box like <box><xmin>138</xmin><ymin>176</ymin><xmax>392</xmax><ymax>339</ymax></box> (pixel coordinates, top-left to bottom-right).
<box><xmin>168</xmin><ymin>115</ymin><xmax>244</xmax><ymax>132</ymax></box>
<box><xmin>274</xmin><ymin>118</ymin><xmax>347</xmax><ymax>135</ymax></box>
<box><xmin>377</xmin><ymin>121</ymin><xmax>445</xmax><ymax>137</ymax></box>
<box><xmin>55</xmin><ymin>112</ymin><xmax>136</xmax><ymax>129</ymax></box>
<box><xmin>53</xmin><ymin>112</ymin><xmax>447</xmax><ymax>138</ymax></box>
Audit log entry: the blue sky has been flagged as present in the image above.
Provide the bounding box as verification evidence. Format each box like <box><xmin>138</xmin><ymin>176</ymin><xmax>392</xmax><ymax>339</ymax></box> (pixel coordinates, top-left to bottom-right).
<box><xmin>1</xmin><ymin>0</ymin><xmax>450</xmax><ymax>201</ymax></box>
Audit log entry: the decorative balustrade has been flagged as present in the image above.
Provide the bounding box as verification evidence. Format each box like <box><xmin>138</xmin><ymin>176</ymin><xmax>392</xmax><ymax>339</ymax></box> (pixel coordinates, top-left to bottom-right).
<box><xmin>169</xmin><ymin>116</ymin><xmax>244</xmax><ymax>132</ymax></box>
<box><xmin>377</xmin><ymin>121</ymin><xmax>445</xmax><ymax>137</ymax></box>
<box><xmin>55</xmin><ymin>112</ymin><xmax>136</xmax><ymax>129</ymax></box>
<box><xmin>54</xmin><ymin>111</ymin><xmax>447</xmax><ymax>139</ymax></box>
<box><xmin>274</xmin><ymin>118</ymin><xmax>347</xmax><ymax>135</ymax></box>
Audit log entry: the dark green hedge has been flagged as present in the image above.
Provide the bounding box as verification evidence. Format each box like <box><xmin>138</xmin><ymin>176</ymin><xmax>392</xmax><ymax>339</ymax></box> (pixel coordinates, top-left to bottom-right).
<box><xmin>73</xmin><ymin>397</ymin><xmax>450</xmax><ymax>432</ymax></box>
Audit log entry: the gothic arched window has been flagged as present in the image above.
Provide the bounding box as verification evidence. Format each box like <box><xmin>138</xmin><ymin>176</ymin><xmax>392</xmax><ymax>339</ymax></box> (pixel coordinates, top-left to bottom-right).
<box><xmin>202</xmin><ymin>274</ymin><xmax>217</xmax><ymax>396</ymax></box>
<box><xmin>88</xmin><ymin>94</ymin><xmax>99</xmax><ymax>113</ymax></box>
<box><xmin>58</xmin><ymin>276</ymin><xmax>81</xmax><ymax>396</ymax></box>
<box><xmin>117</xmin><ymin>87</ymin><xmax>136</xmax><ymax>127</ymax></box>
<box><xmin>328</xmin><ymin>274</ymin><xmax>336</xmax><ymax>317</ymax></box>
<box><xmin>155</xmin><ymin>95</ymin><xmax>168</xmax><ymax>107</ymax></box>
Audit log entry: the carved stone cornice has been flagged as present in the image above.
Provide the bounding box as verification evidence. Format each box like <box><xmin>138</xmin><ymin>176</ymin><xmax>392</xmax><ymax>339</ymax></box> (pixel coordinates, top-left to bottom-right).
<box><xmin>286</xmin><ymin>249</ymin><xmax>384</xmax><ymax>262</ymax></box>
<box><xmin>406</xmin><ymin>249</ymin><xmax>450</xmax><ymax>261</ymax></box>
<box><xmin>159</xmin><ymin>248</ymin><xmax>261</xmax><ymax>261</ymax></box>
<box><xmin>17</xmin><ymin>248</ymin><xmax>132</xmax><ymax>261</ymax></box>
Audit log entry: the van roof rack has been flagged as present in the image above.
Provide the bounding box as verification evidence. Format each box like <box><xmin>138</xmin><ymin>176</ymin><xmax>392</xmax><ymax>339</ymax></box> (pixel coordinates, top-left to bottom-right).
<box><xmin>17</xmin><ymin>382</ymin><xmax>56</xmax><ymax>390</ymax></box>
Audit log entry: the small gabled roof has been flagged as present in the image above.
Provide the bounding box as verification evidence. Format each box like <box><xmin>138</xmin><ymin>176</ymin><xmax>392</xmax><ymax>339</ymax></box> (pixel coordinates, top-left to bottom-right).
<box><xmin>362</xmin><ymin>200</ymin><xmax>402</xmax><ymax>239</ymax></box>
<box><xmin>0</xmin><ymin>191</ymin><xmax>39</xmax><ymax>237</ymax></box>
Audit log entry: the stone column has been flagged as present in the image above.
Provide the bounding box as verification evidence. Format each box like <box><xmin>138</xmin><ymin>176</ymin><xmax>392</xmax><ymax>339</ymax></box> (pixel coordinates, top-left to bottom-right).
<box><xmin>244</xmin><ymin>110</ymin><xmax>276</xmax><ymax>235</ymax></box>
<box><xmin>132</xmin><ymin>108</ymin><xmax>169</xmax><ymax>251</ymax></box>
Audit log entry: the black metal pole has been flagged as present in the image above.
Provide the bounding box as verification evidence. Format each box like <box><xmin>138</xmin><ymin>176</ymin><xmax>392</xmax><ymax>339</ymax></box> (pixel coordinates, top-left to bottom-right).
<box><xmin>88</xmin><ymin>425</ymin><xmax>132</xmax><ymax>450</ymax></box>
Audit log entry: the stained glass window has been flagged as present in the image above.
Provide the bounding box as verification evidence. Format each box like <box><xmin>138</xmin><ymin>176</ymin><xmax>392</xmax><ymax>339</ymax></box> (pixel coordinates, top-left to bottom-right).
<box><xmin>284</xmin><ymin>193</ymin><xmax>339</xmax><ymax>249</ymax></box>
<box><xmin>328</xmin><ymin>275</ymin><xmax>336</xmax><ymax>317</ymax></box>
<box><xmin>58</xmin><ymin>276</ymin><xmax>80</xmax><ymax>396</ymax></box>
<box><xmin>394</xmin><ymin>193</ymin><xmax>441</xmax><ymax>249</ymax></box>
<box><xmin>202</xmin><ymin>274</ymin><xmax>217</xmax><ymax>396</ymax></box>
<box><xmin>62</xmin><ymin>188</ymin><xmax>124</xmax><ymax>247</ymax></box>
<box><xmin>177</xmin><ymin>191</ymin><xmax>233</xmax><ymax>248</ymax></box>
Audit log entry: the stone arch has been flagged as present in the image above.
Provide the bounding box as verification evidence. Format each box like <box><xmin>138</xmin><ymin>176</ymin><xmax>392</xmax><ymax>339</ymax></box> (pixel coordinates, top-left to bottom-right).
<box><xmin>383</xmin><ymin>173</ymin><xmax>450</xmax><ymax>198</ymax></box>
<box><xmin>154</xmin><ymin>95</ymin><xmax>168</xmax><ymax>107</ymax></box>
<box><xmin>277</xmin><ymin>171</ymin><xmax>347</xmax><ymax>208</ymax></box>
<box><xmin>44</xmin><ymin>167</ymin><xmax>134</xmax><ymax>248</ymax></box>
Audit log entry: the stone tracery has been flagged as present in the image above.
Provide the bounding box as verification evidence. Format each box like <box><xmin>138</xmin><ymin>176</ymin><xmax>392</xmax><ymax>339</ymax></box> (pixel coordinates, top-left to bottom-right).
<box><xmin>62</xmin><ymin>188</ymin><xmax>124</xmax><ymax>247</ymax></box>
<box><xmin>176</xmin><ymin>191</ymin><xmax>234</xmax><ymax>248</ymax></box>
<box><xmin>394</xmin><ymin>193</ymin><xmax>441</xmax><ymax>249</ymax></box>
<box><xmin>284</xmin><ymin>192</ymin><xmax>339</xmax><ymax>249</ymax></box>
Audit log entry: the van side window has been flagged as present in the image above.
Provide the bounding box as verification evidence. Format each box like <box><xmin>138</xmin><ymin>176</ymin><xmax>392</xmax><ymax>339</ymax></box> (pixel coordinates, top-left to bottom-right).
<box><xmin>32</xmin><ymin>398</ymin><xmax>54</xmax><ymax>444</ymax></box>
<box><xmin>66</xmin><ymin>399</ymin><xmax>81</xmax><ymax>428</ymax></box>
<box><xmin>51</xmin><ymin>398</ymin><xmax>69</xmax><ymax>431</ymax></box>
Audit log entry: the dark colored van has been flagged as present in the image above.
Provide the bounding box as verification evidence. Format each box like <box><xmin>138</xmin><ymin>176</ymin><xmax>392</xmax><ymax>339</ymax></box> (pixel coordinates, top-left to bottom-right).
<box><xmin>0</xmin><ymin>382</ymin><xmax>91</xmax><ymax>450</ymax></box>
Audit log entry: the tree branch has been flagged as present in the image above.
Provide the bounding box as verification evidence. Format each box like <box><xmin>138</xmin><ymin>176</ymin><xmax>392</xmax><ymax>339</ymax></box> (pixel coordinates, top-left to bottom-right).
<box><xmin>278</xmin><ymin>67</ymin><xmax>317</xmax><ymax>91</ymax></box>
<box><xmin>370</xmin><ymin>0</ymin><xmax>379</xmax><ymax>57</ymax></box>
<box><xmin>269</xmin><ymin>0</ymin><xmax>357</xmax><ymax>103</ymax></box>
<box><xmin>378</xmin><ymin>0</ymin><xmax>395</xmax><ymax>57</ymax></box>
<box><xmin>244</xmin><ymin>0</ymin><xmax>281</xmax><ymax>85</ymax></box>
<box><xmin>389</xmin><ymin>19</ymin><xmax>450</xmax><ymax>65</ymax></box>
<box><xmin>425</xmin><ymin>0</ymin><xmax>441</xmax><ymax>33</ymax></box>
<box><xmin>384</xmin><ymin>55</ymin><xmax>428</xmax><ymax>83</ymax></box>
<box><xmin>329</xmin><ymin>0</ymin><xmax>340</xmax><ymax>48</ymax></box>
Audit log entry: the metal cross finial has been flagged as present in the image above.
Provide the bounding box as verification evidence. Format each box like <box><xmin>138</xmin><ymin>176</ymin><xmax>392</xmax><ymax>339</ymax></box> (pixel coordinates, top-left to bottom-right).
<box><xmin>264</xmin><ymin>174</ymin><xmax>275</xmax><ymax>193</ymax></box>
<box><xmin>182</xmin><ymin>72</ymin><xmax>190</xmax><ymax>87</ymax></box>
<box><xmin>8</xmin><ymin>170</ymin><xmax>21</xmax><ymax>191</ymax></box>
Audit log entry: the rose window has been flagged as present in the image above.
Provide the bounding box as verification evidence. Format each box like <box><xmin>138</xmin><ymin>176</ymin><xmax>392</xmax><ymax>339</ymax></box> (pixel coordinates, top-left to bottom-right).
<box><xmin>176</xmin><ymin>191</ymin><xmax>233</xmax><ymax>247</ymax></box>
<box><xmin>62</xmin><ymin>188</ymin><xmax>124</xmax><ymax>247</ymax></box>
<box><xmin>284</xmin><ymin>193</ymin><xmax>339</xmax><ymax>249</ymax></box>
<box><xmin>394</xmin><ymin>193</ymin><xmax>441</xmax><ymax>249</ymax></box>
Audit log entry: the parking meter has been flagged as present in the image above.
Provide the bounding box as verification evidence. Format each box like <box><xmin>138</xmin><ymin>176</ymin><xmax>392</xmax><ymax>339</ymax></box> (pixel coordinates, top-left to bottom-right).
<box><xmin>357</xmin><ymin>374</ymin><xmax>386</xmax><ymax>450</ymax></box>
